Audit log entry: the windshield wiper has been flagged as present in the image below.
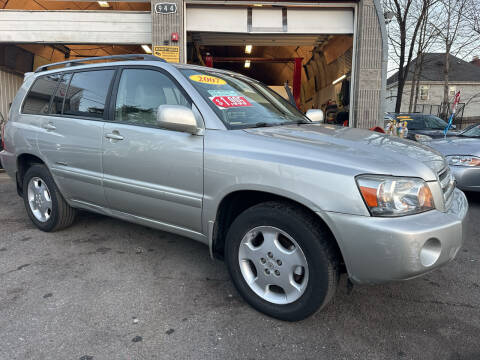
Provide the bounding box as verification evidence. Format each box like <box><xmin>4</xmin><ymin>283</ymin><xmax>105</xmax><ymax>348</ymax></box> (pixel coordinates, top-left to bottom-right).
<box><xmin>250</xmin><ymin>122</ymin><xmax>281</xmax><ymax>128</ymax></box>
<box><xmin>293</xmin><ymin>119</ymin><xmax>311</xmax><ymax>124</ymax></box>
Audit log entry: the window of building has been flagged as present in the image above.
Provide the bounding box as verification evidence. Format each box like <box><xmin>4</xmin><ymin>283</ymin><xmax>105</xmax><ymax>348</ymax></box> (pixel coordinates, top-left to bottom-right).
<box><xmin>22</xmin><ymin>74</ymin><xmax>61</xmax><ymax>114</ymax></box>
<box><xmin>449</xmin><ymin>86</ymin><xmax>456</xmax><ymax>98</ymax></box>
<box><xmin>50</xmin><ymin>73</ymin><xmax>72</xmax><ymax>115</ymax></box>
<box><xmin>63</xmin><ymin>70</ymin><xmax>115</xmax><ymax>119</ymax></box>
<box><xmin>420</xmin><ymin>85</ymin><xmax>429</xmax><ymax>101</ymax></box>
<box><xmin>114</xmin><ymin>69</ymin><xmax>191</xmax><ymax>127</ymax></box>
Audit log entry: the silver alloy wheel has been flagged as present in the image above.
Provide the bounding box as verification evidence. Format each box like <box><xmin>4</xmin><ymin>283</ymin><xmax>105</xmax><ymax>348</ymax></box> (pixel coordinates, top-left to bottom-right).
<box><xmin>238</xmin><ymin>226</ymin><xmax>309</xmax><ymax>305</ymax></box>
<box><xmin>27</xmin><ymin>177</ymin><xmax>52</xmax><ymax>222</ymax></box>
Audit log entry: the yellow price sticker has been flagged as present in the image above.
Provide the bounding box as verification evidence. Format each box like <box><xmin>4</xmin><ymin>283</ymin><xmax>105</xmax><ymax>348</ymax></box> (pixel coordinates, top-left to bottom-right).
<box><xmin>189</xmin><ymin>74</ymin><xmax>226</xmax><ymax>85</ymax></box>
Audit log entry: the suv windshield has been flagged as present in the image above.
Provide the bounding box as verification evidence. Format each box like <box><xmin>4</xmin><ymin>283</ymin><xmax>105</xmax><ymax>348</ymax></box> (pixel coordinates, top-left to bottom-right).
<box><xmin>395</xmin><ymin>114</ymin><xmax>448</xmax><ymax>130</ymax></box>
<box><xmin>180</xmin><ymin>68</ymin><xmax>309</xmax><ymax>128</ymax></box>
<box><xmin>460</xmin><ymin>124</ymin><xmax>480</xmax><ymax>137</ymax></box>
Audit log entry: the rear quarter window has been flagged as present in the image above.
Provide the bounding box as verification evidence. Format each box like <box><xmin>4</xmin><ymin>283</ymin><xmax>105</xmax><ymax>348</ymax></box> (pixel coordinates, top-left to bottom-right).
<box><xmin>22</xmin><ymin>74</ymin><xmax>61</xmax><ymax>114</ymax></box>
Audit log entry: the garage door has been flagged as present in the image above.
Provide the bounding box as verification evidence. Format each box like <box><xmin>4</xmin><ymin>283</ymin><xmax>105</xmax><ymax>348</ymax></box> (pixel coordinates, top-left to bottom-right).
<box><xmin>186</xmin><ymin>6</ymin><xmax>354</xmax><ymax>34</ymax></box>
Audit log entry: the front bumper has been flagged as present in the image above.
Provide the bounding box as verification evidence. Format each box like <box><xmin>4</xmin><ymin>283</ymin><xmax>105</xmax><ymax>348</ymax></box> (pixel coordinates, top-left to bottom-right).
<box><xmin>451</xmin><ymin>166</ymin><xmax>480</xmax><ymax>192</ymax></box>
<box><xmin>322</xmin><ymin>188</ymin><xmax>468</xmax><ymax>284</ymax></box>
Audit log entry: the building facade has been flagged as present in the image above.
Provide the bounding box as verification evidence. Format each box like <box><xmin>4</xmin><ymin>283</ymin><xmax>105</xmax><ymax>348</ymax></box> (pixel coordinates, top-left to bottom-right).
<box><xmin>0</xmin><ymin>0</ymin><xmax>387</xmax><ymax>128</ymax></box>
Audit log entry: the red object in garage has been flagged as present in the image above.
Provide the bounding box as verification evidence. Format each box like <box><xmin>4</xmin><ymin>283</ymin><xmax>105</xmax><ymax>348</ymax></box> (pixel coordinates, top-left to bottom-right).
<box><xmin>293</xmin><ymin>58</ymin><xmax>302</xmax><ymax>110</ymax></box>
<box><xmin>205</xmin><ymin>55</ymin><xmax>213</xmax><ymax>67</ymax></box>
<box><xmin>171</xmin><ymin>32</ymin><xmax>179</xmax><ymax>42</ymax></box>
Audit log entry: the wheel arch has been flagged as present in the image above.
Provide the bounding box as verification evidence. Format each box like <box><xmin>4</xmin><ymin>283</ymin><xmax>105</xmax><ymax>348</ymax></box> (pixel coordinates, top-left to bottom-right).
<box><xmin>16</xmin><ymin>153</ymin><xmax>46</xmax><ymax>197</ymax></box>
<box><xmin>211</xmin><ymin>189</ymin><xmax>345</xmax><ymax>270</ymax></box>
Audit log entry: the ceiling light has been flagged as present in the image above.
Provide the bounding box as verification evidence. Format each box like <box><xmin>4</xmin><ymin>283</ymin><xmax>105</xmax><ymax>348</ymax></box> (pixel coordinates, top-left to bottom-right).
<box><xmin>245</xmin><ymin>45</ymin><xmax>253</xmax><ymax>54</ymax></box>
<box><xmin>244</xmin><ymin>60</ymin><xmax>251</xmax><ymax>68</ymax></box>
<box><xmin>141</xmin><ymin>45</ymin><xmax>152</xmax><ymax>54</ymax></box>
<box><xmin>98</xmin><ymin>1</ymin><xmax>110</xmax><ymax>7</ymax></box>
<box><xmin>332</xmin><ymin>74</ymin><xmax>346</xmax><ymax>85</ymax></box>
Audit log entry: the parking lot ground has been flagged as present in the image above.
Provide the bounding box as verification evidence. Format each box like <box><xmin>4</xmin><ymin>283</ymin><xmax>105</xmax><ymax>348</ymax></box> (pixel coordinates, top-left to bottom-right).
<box><xmin>0</xmin><ymin>171</ymin><xmax>479</xmax><ymax>360</ymax></box>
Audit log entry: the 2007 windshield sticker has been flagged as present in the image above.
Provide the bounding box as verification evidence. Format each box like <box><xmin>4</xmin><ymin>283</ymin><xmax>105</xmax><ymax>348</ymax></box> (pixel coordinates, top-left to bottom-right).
<box><xmin>210</xmin><ymin>96</ymin><xmax>252</xmax><ymax>109</ymax></box>
<box><xmin>189</xmin><ymin>74</ymin><xmax>226</xmax><ymax>85</ymax></box>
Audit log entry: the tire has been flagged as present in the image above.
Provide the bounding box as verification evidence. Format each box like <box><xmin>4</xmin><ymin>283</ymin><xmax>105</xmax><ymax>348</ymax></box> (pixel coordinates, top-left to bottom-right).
<box><xmin>225</xmin><ymin>201</ymin><xmax>339</xmax><ymax>321</ymax></box>
<box><xmin>22</xmin><ymin>164</ymin><xmax>76</xmax><ymax>232</ymax></box>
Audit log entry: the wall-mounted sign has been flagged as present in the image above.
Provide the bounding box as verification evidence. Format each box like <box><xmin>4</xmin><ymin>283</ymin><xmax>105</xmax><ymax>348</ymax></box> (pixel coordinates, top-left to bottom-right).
<box><xmin>154</xmin><ymin>3</ymin><xmax>177</xmax><ymax>14</ymax></box>
<box><xmin>153</xmin><ymin>45</ymin><xmax>179</xmax><ymax>63</ymax></box>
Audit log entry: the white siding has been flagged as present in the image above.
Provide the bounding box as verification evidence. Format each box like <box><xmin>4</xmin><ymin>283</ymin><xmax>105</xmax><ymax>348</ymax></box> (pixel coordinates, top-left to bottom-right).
<box><xmin>287</xmin><ymin>9</ymin><xmax>354</xmax><ymax>34</ymax></box>
<box><xmin>0</xmin><ymin>11</ymin><xmax>151</xmax><ymax>44</ymax></box>
<box><xmin>186</xmin><ymin>7</ymin><xmax>248</xmax><ymax>33</ymax></box>
<box><xmin>186</xmin><ymin>7</ymin><xmax>354</xmax><ymax>34</ymax></box>
<box><xmin>0</xmin><ymin>69</ymin><xmax>23</xmax><ymax>122</ymax></box>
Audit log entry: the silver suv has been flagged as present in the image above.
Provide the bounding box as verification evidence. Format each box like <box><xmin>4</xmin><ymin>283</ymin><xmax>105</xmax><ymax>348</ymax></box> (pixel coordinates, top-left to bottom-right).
<box><xmin>0</xmin><ymin>55</ymin><xmax>468</xmax><ymax>321</ymax></box>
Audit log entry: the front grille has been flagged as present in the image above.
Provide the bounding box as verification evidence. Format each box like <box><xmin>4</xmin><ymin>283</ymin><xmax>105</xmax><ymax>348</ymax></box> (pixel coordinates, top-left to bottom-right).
<box><xmin>438</xmin><ymin>167</ymin><xmax>455</xmax><ymax>206</ymax></box>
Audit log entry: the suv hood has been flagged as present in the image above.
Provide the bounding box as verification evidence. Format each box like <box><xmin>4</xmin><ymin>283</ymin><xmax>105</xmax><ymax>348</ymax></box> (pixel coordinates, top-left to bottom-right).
<box><xmin>244</xmin><ymin>124</ymin><xmax>446</xmax><ymax>181</ymax></box>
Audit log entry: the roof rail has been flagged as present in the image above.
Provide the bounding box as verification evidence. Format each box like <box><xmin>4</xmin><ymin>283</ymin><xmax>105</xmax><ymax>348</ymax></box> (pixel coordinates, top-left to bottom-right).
<box><xmin>34</xmin><ymin>54</ymin><xmax>165</xmax><ymax>73</ymax></box>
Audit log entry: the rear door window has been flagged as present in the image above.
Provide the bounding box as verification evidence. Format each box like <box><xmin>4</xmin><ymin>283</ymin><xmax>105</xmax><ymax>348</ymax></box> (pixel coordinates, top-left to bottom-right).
<box><xmin>63</xmin><ymin>69</ymin><xmax>115</xmax><ymax>119</ymax></box>
<box><xmin>22</xmin><ymin>74</ymin><xmax>61</xmax><ymax>114</ymax></box>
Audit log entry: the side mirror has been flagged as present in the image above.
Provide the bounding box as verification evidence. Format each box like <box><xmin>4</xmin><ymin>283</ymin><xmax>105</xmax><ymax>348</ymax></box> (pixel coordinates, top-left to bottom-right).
<box><xmin>306</xmin><ymin>109</ymin><xmax>324</xmax><ymax>123</ymax></box>
<box><xmin>156</xmin><ymin>105</ymin><xmax>201</xmax><ymax>135</ymax></box>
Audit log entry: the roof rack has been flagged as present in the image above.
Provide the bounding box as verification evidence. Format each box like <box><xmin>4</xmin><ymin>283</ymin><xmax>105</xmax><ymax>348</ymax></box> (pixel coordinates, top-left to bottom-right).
<box><xmin>35</xmin><ymin>54</ymin><xmax>165</xmax><ymax>73</ymax></box>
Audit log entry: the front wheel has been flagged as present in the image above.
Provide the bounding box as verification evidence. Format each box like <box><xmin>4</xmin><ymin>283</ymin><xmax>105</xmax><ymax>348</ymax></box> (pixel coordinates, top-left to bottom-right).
<box><xmin>225</xmin><ymin>201</ymin><xmax>340</xmax><ymax>321</ymax></box>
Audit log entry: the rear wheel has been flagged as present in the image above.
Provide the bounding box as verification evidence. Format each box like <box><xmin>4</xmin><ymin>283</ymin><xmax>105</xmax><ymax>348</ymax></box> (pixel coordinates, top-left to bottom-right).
<box><xmin>23</xmin><ymin>164</ymin><xmax>76</xmax><ymax>231</ymax></box>
<box><xmin>225</xmin><ymin>201</ymin><xmax>339</xmax><ymax>321</ymax></box>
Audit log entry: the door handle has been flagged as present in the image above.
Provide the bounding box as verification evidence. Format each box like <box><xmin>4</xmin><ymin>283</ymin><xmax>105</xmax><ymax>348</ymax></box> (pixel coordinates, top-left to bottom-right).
<box><xmin>43</xmin><ymin>122</ymin><xmax>56</xmax><ymax>131</ymax></box>
<box><xmin>105</xmin><ymin>132</ymin><xmax>124</xmax><ymax>141</ymax></box>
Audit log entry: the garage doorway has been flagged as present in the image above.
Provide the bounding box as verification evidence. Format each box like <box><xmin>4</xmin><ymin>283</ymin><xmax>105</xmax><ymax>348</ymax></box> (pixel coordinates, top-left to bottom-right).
<box><xmin>186</xmin><ymin>5</ymin><xmax>355</xmax><ymax>126</ymax></box>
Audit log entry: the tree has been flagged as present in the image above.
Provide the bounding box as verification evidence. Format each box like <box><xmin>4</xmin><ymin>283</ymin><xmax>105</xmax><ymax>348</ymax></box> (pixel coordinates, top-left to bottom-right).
<box><xmin>470</xmin><ymin>0</ymin><xmax>480</xmax><ymax>35</ymax></box>
<box><xmin>430</xmin><ymin>0</ymin><xmax>480</xmax><ymax>117</ymax></box>
<box><xmin>384</xmin><ymin>0</ymin><xmax>435</xmax><ymax>113</ymax></box>
<box><xmin>407</xmin><ymin>2</ymin><xmax>439</xmax><ymax>112</ymax></box>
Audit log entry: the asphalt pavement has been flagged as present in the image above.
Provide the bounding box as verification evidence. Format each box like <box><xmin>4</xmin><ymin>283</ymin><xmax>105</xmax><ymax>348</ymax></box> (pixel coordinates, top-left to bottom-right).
<box><xmin>0</xmin><ymin>171</ymin><xmax>479</xmax><ymax>360</ymax></box>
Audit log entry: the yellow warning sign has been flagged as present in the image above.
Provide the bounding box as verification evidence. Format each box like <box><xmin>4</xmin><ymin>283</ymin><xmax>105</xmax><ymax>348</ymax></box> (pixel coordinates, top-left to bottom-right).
<box><xmin>153</xmin><ymin>46</ymin><xmax>180</xmax><ymax>63</ymax></box>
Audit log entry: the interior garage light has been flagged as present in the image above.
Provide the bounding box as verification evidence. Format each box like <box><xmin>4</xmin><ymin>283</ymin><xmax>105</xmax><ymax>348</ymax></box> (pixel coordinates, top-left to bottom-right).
<box><xmin>98</xmin><ymin>1</ymin><xmax>110</xmax><ymax>7</ymax></box>
<box><xmin>245</xmin><ymin>45</ymin><xmax>253</xmax><ymax>54</ymax></box>
<box><xmin>244</xmin><ymin>60</ymin><xmax>251</xmax><ymax>68</ymax></box>
<box><xmin>332</xmin><ymin>74</ymin><xmax>346</xmax><ymax>85</ymax></box>
<box><xmin>141</xmin><ymin>45</ymin><xmax>152</xmax><ymax>54</ymax></box>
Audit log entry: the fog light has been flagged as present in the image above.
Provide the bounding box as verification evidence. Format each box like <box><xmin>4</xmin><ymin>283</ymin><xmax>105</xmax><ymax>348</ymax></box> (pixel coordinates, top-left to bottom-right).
<box><xmin>420</xmin><ymin>238</ymin><xmax>441</xmax><ymax>267</ymax></box>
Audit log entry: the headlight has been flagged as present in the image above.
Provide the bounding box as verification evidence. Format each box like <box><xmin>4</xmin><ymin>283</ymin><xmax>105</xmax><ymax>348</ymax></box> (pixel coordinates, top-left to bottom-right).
<box><xmin>446</xmin><ymin>155</ymin><xmax>480</xmax><ymax>167</ymax></box>
<box><xmin>356</xmin><ymin>175</ymin><xmax>435</xmax><ymax>217</ymax></box>
<box><xmin>414</xmin><ymin>134</ymin><xmax>432</xmax><ymax>142</ymax></box>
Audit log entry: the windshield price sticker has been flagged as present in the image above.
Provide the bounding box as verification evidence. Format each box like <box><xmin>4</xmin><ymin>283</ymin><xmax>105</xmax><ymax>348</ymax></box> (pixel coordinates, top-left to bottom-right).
<box><xmin>208</xmin><ymin>90</ymin><xmax>238</xmax><ymax>97</ymax></box>
<box><xmin>210</xmin><ymin>96</ymin><xmax>252</xmax><ymax>109</ymax></box>
<box><xmin>190</xmin><ymin>75</ymin><xmax>226</xmax><ymax>85</ymax></box>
